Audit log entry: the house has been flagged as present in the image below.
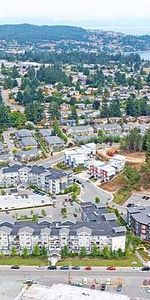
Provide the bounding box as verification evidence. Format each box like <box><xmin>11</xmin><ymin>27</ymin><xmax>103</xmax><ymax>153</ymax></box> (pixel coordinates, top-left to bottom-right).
<box><xmin>15</xmin><ymin>129</ymin><xmax>33</xmax><ymax>139</ymax></box>
<box><xmin>20</xmin><ymin>137</ymin><xmax>38</xmax><ymax>148</ymax></box>
<box><xmin>67</xmin><ymin>125</ymin><xmax>94</xmax><ymax>137</ymax></box>
<box><xmin>15</xmin><ymin>149</ymin><xmax>42</xmax><ymax>162</ymax></box>
<box><xmin>39</xmin><ymin>128</ymin><xmax>53</xmax><ymax>137</ymax></box>
<box><xmin>43</xmin><ymin>136</ymin><xmax>64</xmax><ymax>151</ymax></box>
<box><xmin>94</xmin><ymin>123</ymin><xmax>122</xmax><ymax>135</ymax></box>
<box><xmin>109</xmin><ymin>154</ymin><xmax>126</xmax><ymax>172</ymax></box>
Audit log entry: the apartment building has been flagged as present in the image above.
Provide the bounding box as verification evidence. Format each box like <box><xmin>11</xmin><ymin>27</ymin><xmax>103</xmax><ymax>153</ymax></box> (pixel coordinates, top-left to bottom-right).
<box><xmin>64</xmin><ymin>143</ymin><xmax>96</xmax><ymax>168</ymax></box>
<box><xmin>0</xmin><ymin>164</ymin><xmax>73</xmax><ymax>194</ymax></box>
<box><xmin>90</xmin><ymin>160</ymin><xmax>116</xmax><ymax>181</ymax></box>
<box><xmin>0</xmin><ymin>203</ymin><xmax>126</xmax><ymax>254</ymax></box>
<box><xmin>127</xmin><ymin>206</ymin><xmax>150</xmax><ymax>241</ymax></box>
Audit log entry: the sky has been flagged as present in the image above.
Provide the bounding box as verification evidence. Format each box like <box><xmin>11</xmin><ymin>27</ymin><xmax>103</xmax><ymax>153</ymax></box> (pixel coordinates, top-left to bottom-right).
<box><xmin>0</xmin><ymin>0</ymin><xmax>150</xmax><ymax>34</ymax></box>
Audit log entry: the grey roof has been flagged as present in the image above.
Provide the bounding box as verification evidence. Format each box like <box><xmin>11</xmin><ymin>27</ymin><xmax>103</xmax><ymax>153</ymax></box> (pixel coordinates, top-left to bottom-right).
<box><xmin>30</xmin><ymin>165</ymin><xmax>47</xmax><ymax>175</ymax></box>
<box><xmin>45</xmin><ymin>168</ymin><xmax>68</xmax><ymax>180</ymax></box>
<box><xmin>21</xmin><ymin>137</ymin><xmax>38</xmax><ymax>147</ymax></box>
<box><xmin>44</xmin><ymin>135</ymin><xmax>64</xmax><ymax>146</ymax></box>
<box><xmin>3</xmin><ymin>164</ymin><xmax>22</xmax><ymax>173</ymax></box>
<box><xmin>15</xmin><ymin>148</ymin><xmax>40</xmax><ymax>158</ymax></box>
<box><xmin>103</xmin><ymin>213</ymin><xmax>116</xmax><ymax>222</ymax></box>
<box><xmin>69</xmin><ymin>125</ymin><xmax>94</xmax><ymax>133</ymax></box>
<box><xmin>16</xmin><ymin>129</ymin><xmax>32</xmax><ymax>138</ymax></box>
<box><xmin>39</xmin><ymin>128</ymin><xmax>52</xmax><ymax>137</ymax></box>
<box><xmin>127</xmin><ymin>206</ymin><xmax>150</xmax><ymax>225</ymax></box>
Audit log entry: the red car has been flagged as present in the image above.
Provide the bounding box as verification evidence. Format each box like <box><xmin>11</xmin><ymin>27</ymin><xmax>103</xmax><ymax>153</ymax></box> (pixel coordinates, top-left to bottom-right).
<box><xmin>107</xmin><ymin>266</ymin><xmax>116</xmax><ymax>271</ymax></box>
<box><xmin>85</xmin><ymin>266</ymin><xmax>92</xmax><ymax>271</ymax></box>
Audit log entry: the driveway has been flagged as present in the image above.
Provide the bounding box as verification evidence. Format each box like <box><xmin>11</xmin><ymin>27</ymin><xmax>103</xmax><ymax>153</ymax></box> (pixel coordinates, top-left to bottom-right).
<box><xmin>3</xmin><ymin>129</ymin><xmax>16</xmax><ymax>153</ymax></box>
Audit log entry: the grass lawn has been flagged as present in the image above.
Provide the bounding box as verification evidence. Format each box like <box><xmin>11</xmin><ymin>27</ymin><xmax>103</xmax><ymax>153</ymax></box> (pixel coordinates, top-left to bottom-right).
<box><xmin>0</xmin><ymin>255</ymin><xmax>141</xmax><ymax>267</ymax></box>
<box><xmin>0</xmin><ymin>256</ymin><xmax>48</xmax><ymax>266</ymax></box>
<box><xmin>113</xmin><ymin>188</ymin><xmax>132</xmax><ymax>205</ymax></box>
<box><xmin>57</xmin><ymin>255</ymin><xmax>141</xmax><ymax>267</ymax></box>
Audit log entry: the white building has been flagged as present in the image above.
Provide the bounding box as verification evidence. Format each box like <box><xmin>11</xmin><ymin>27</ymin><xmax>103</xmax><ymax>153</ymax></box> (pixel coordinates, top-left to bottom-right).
<box><xmin>109</xmin><ymin>155</ymin><xmax>126</xmax><ymax>172</ymax></box>
<box><xmin>0</xmin><ymin>203</ymin><xmax>126</xmax><ymax>255</ymax></box>
<box><xmin>15</xmin><ymin>284</ymin><xmax>130</xmax><ymax>300</ymax></box>
<box><xmin>0</xmin><ymin>164</ymin><xmax>73</xmax><ymax>194</ymax></box>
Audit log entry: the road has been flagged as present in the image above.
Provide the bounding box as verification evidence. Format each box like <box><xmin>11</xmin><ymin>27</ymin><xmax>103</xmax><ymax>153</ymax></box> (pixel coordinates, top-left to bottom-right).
<box><xmin>2</xmin><ymin>129</ymin><xmax>16</xmax><ymax>154</ymax></box>
<box><xmin>31</xmin><ymin>152</ymin><xmax>64</xmax><ymax>167</ymax></box>
<box><xmin>0</xmin><ymin>268</ymin><xmax>149</xmax><ymax>300</ymax></box>
<box><xmin>74</xmin><ymin>174</ymin><xmax>112</xmax><ymax>204</ymax></box>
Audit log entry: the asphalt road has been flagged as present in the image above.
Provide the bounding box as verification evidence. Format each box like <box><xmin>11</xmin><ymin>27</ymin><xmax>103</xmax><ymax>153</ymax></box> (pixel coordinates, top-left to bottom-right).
<box><xmin>74</xmin><ymin>175</ymin><xmax>112</xmax><ymax>204</ymax></box>
<box><xmin>0</xmin><ymin>268</ymin><xmax>149</xmax><ymax>300</ymax></box>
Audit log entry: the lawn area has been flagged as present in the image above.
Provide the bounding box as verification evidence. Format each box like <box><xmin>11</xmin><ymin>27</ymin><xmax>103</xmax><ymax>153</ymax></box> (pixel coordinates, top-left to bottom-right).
<box><xmin>0</xmin><ymin>255</ymin><xmax>141</xmax><ymax>267</ymax></box>
<box><xmin>0</xmin><ymin>256</ymin><xmax>47</xmax><ymax>266</ymax></box>
<box><xmin>57</xmin><ymin>255</ymin><xmax>141</xmax><ymax>267</ymax></box>
<box><xmin>113</xmin><ymin>188</ymin><xmax>132</xmax><ymax>205</ymax></box>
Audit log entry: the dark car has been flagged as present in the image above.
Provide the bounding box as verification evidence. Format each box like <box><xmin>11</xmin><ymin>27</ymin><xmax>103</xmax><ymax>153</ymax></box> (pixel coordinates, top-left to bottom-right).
<box><xmin>127</xmin><ymin>203</ymin><xmax>134</xmax><ymax>207</ymax></box>
<box><xmin>101</xmin><ymin>283</ymin><xmax>106</xmax><ymax>291</ymax></box>
<box><xmin>85</xmin><ymin>266</ymin><xmax>91</xmax><ymax>271</ymax></box>
<box><xmin>143</xmin><ymin>279</ymin><xmax>148</xmax><ymax>286</ymax></box>
<box><xmin>117</xmin><ymin>284</ymin><xmax>122</xmax><ymax>292</ymax></box>
<box><xmin>71</xmin><ymin>266</ymin><xmax>80</xmax><ymax>270</ymax></box>
<box><xmin>60</xmin><ymin>266</ymin><xmax>69</xmax><ymax>270</ymax></box>
<box><xmin>107</xmin><ymin>266</ymin><xmax>116</xmax><ymax>271</ymax></box>
<box><xmin>47</xmin><ymin>265</ymin><xmax>57</xmax><ymax>270</ymax></box>
<box><xmin>142</xmin><ymin>266</ymin><xmax>150</xmax><ymax>271</ymax></box>
<box><xmin>11</xmin><ymin>265</ymin><xmax>20</xmax><ymax>269</ymax></box>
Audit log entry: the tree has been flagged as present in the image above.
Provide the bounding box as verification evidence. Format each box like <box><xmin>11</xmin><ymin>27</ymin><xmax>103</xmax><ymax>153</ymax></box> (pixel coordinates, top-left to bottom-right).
<box><xmin>102</xmin><ymin>246</ymin><xmax>111</xmax><ymax>258</ymax></box>
<box><xmin>69</xmin><ymin>106</ymin><xmax>78</xmax><ymax>123</ymax></box>
<box><xmin>124</xmin><ymin>166</ymin><xmax>140</xmax><ymax>186</ymax></box>
<box><xmin>0</xmin><ymin>104</ymin><xmax>10</xmax><ymax>128</ymax></box>
<box><xmin>100</xmin><ymin>89</ymin><xmax>110</xmax><ymax>122</ymax></box>
<box><xmin>41</xmin><ymin>209</ymin><xmax>47</xmax><ymax>217</ymax></box>
<box><xmin>61</xmin><ymin>245</ymin><xmax>69</xmax><ymax>258</ymax></box>
<box><xmin>32</xmin><ymin>244</ymin><xmax>41</xmax><ymax>256</ymax></box>
<box><xmin>11</xmin><ymin>65</ymin><xmax>19</xmax><ymax>79</ymax></box>
<box><xmin>49</xmin><ymin>101</ymin><xmax>60</xmax><ymax>120</ymax></box>
<box><xmin>9</xmin><ymin>111</ymin><xmax>27</xmax><ymax>128</ymax></box>
<box><xmin>122</xmin><ymin>128</ymin><xmax>143</xmax><ymax>152</ymax></box>
<box><xmin>61</xmin><ymin>207</ymin><xmax>67</xmax><ymax>215</ymax></box>
<box><xmin>41</xmin><ymin>245</ymin><xmax>47</xmax><ymax>257</ymax></box>
<box><xmin>25</xmin><ymin>102</ymin><xmax>43</xmax><ymax>124</ymax></box>
<box><xmin>117</xmin><ymin>248</ymin><xmax>124</xmax><ymax>257</ymax></box>
<box><xmin>22</xmin><ymin>247</ymin><xmax>29</xmax><ymax>258</ymax></box>
<box><xmin>91</xmin><ymin>244</ymin><xmax>100</xmax><ymax>257</ymax></box>
<box><xmin>0</xmin><ymin>90</ymin><xmax>3</xmax><ymax>103</ymax></box>
<box><xmin>109</xmin><ymin>97</ymin><xmax>121</xmax><ymax>118</ymax></box>
<box><xmin>79</xmin><ymin>246</ymin><xmax>87</xmax><ymax>258</ymax></box>
<box><xmin>95</xmin><ymin>197</ymin><xmax>100</xmax><ymax>204</ymax></box>
<box><xmin>10</xmin><ymin>246</ymin><xmax>17</xmax><ymax>256</ymax></box>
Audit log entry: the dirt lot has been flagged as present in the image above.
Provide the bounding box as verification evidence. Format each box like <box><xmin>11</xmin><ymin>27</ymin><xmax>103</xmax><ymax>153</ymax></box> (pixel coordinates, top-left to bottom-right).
<box><xmin>100</xmin><ymin>173</ymin><xmax>124</xmax><ymax>193</ymax></box>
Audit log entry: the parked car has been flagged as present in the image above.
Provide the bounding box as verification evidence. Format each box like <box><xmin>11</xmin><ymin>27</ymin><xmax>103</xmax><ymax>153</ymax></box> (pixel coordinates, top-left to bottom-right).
<box><xmin>147</xmin><ymin>287</ymin><xmax>150</xmax><ymax>293</ymax></box>
<box><xmin>101</xmin><ymin>283</ymin><xmax>106</xmax><ymax>291</ymax></box>
<box><xmin>106</xmin><ymin>278</ymin><xmax>110</xmax><ymax>285</ymax></box>
<box><xmin>47</xmin><ymin>266</ymin><xmax>57</xmax><ymax>270</ymax></box>
<box><xmin>36</xmin><ymin>265</ymin><xmax>45</xmax><ymax>270</ymax></box>
<box><xmin>117</xmin><ymin>284</ymin><xmax>122</xmax><ymax>292</ymax></box>
<box><xmin>107</xmin><ymin>266</ymin><xmax>116</xmax><ymax>271</ymax></box>
<box><xmin>85</xmin><ymin>266</ymin><xmax>91</xmax><ymax>271</ymax></box>
<box><xmin>25</xmin><ymin>280</ymin><xmax>37</xmax><ymax>286</ymax></box>
<box><xmin>11</xmin><ymin>265</ymin><xmax>20</xmax><ymax>269</ymax></box>
<box><xmin>91</xmin><ymin>284</ymin><xmax>95</xmax><ymax>290</ymax></box>
<box><xmin>71</xmin><ymin>266</ymin><xmax>80</xmax><ymax>270</ymax></box>
<box><xmin>142</xmin><ymin>266</ymin><xmax>150</xmax><ymax>271</ymax></box>
<box><xmin>143</xmin><ymin>279</ymin><xmax>148</xmax><ymax>286</ymax></box>
<box><xmin>60</xmin><ymin>266</ymin><xmax>69</xmax><ymax>270</ymax></box>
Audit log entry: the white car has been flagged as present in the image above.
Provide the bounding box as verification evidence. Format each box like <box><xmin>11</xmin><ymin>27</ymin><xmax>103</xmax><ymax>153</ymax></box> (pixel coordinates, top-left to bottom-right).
<box><xmin>106</xmin><ymin>278</ymin><xmax>111</xmax><ymax>285</ymax></box>
<box><xmin>131</xmin><ymin>267</ymin><xmax>140</xmax><ymax>271</ymax></box>
<box><xmin>36</xmin><ymin>266</ymin><xmax>45</xmax><ymax>270</ymax></box>
<box><xmin>147</xmin><ymin>287</ymin><xmax>150</xmax><ymax>293</ymax></box>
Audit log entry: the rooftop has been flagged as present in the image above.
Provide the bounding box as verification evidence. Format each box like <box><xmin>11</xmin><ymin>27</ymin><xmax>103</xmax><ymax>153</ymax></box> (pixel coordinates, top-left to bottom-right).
<box><xmin>15</xmin><ymin>284</ymin><xmax>130</xmax><ymax>300</ymax></box>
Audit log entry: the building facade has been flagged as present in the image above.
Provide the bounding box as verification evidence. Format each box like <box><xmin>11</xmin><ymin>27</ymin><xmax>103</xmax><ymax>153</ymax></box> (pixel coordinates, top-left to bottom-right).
<box><xmin>0</xmin><ymin>203</ymin><xmax>126</xmax><ymax>255</ymax></box>
<box><xmin>0</xmin><ymin>164</ymin><xmax>73</xmax><ymax>194</ymax></box>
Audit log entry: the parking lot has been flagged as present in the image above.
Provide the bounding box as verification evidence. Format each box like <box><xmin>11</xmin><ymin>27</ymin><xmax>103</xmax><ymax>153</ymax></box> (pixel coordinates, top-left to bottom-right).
<box><xmin>0</xmin><ymin>268</ymin><xmax>150</xmax><ymax>300</ymax></box>
<box><xmin>123</xmin><ymin>193</ymin><xmax>150</xmax><ymax>208</ymax></box>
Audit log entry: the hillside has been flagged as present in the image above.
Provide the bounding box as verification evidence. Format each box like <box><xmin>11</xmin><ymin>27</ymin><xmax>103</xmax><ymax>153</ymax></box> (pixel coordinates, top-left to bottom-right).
<box><xmin>0</xmin><ymin>24</ymin><xmax>87</xmax><ymax>42</ymax></box>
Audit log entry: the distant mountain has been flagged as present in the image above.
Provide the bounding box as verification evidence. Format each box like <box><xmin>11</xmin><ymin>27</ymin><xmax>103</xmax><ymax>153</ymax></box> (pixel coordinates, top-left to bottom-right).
<box><xmin>0</xmin><ymin>23</ymin><xmax>87</xmax><ymax>42</ymax></box>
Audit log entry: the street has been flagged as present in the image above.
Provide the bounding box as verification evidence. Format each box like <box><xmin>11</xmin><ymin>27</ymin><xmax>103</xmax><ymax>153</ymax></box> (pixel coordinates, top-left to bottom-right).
<box><xmin>0</xmin><ymin>268</ymin><xmax>149</xmax><ymax>300</ymax></box>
